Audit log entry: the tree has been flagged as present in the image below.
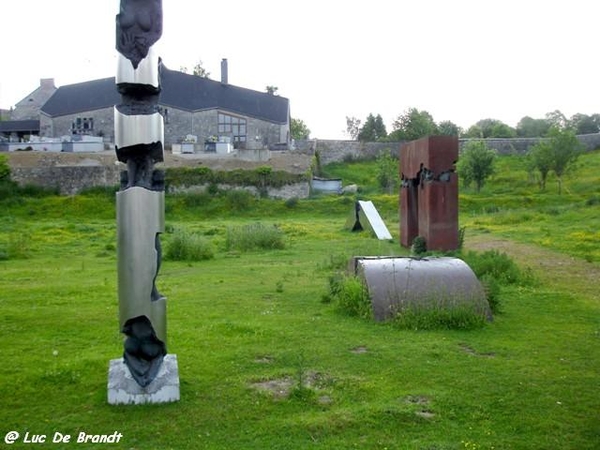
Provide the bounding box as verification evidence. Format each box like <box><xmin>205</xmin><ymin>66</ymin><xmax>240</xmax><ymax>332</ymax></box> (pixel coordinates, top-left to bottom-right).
<box><xmin>388</xmin><ymin>108</ymin><xmax>438</xmax><ymax>141</ymax></box>
<box><xmin>290</xmin><ymin>118</ymin><xmax>310</xmax><ymax>140</ymax></box>
<box><xmin>192</xmin><ymin>60</ymin><xmax>210</xmax><ymax>78</ymax></box>
<box><xmin>266</xmin><ymin>86</ymin><xmax>278</xmax><ymax>95</ymax></box>
<box><xmin>437</xmin><ymin>120</ymin><xmax>461</xmax><ymax>136</ymax></box>
<box><xmin>546</xmin><ymin>127</ymin><xmax>583</xmax><ymax>194</ymax></box>
<box><xmin>464</xmin><ymin>118</ymin><xmax>515</xmax><ymax>138</ymax></box>
<box><xmin>569</xmin><ymin>113</ymin><xmax>599</xmax><ymax>135</ymax></box>
<box><xmin>375</xmin><ymin>150</ymin><xmax>398</xmax><ymax>194</ymax></box>
<box><xmin>516</xmin><ymin>116</ymin><xmax>551</xmax><ymax>137</ymax></box>
<box><xmin>527</xmin><ymin>141</ymin><xmax>554</xmax><ymax>190</ymax></box>
<box><xmin>545</xmin><ymin>110</ymin><xmax>568</xmax><ymax>130</ymax></box>
<box><xmin>345</xmin><ymin>116</ymin><xmax>362</xmax><ymax>140</ymax></box>
<box><xmin>357</xmin><ymin>113</ymin><xmax>387</xmax><ymax>142</ymax></box>
<box><xmin>456</xmin><ymin>140</ymin><xmax>496</xmax><ymax>192</ymax></box>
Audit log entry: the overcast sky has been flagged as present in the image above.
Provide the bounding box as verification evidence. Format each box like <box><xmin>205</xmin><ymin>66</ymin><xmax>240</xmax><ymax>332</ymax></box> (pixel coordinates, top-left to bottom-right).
<box><xmin>1</xmin><ymin>0</ymin><xmax>598</xmax><ymax>138</ymax></box>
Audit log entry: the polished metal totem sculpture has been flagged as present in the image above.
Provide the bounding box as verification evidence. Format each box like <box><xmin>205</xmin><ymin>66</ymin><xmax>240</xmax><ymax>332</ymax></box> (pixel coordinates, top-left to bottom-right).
<box><xmin>108</xmin><ymin>0</ymin><xmax>179</xmax><ymax>404</ymax></box>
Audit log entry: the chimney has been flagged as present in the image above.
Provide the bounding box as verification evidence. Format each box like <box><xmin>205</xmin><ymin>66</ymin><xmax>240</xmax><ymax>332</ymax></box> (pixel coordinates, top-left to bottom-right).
<box><xmin>40</xmin><ymin>78</ymin><xmax>55</xmax><ymax>89</ymax></box>
<box><xmin>221</xmin><ymin>58</ymin><xmax>228</xmax><ymax>85</ymax></box>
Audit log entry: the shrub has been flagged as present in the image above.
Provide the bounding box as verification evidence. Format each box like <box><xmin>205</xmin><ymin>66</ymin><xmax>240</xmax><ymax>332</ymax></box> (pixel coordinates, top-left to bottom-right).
<box><xmin>479</xmin><ymin>273</ymin><xmax>501</xmax><ymax>314</ymax></box>
<box><xmin>225</xmin><ymin>223</ymin><xmax>285</xmax><ymax>252</ymax></box>
<box><xmin>325</xmin><ymin>274</ymin><xmax>372</xmax><ymax>319</ymax></box>
<box><xmin>164</xmin><ymin>230</ymin><xmax>214</xmax><ymax>261</ymax></box>
<box><xmin>461</xmin><ymin>249</ymin><xmax>530</xmax><ymax>285</ymax></box>
<box><xmin>226</xmin><ymin>189</ymin><xmax>254</xmax><ymax>212</ymax></box>
<box><xmin>411</xmin><ymin>236</ymin><xmax>427</xmax><ymax>255</ymax></box>
<box><xmin>0</xmin><ymin>154</ymin><xmax>10</xmax><ymax>182</ymax></box>
<box><xmin>284</xmin><ymin>197</ymin><xmax>299</xmax><ymax>209</ymax></box>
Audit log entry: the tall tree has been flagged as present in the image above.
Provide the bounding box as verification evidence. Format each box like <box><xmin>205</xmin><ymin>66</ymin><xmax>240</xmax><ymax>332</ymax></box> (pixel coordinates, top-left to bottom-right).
<box><xmin>388</xmin><ymin>108</ymin><xmax>438</xmax><ymax>141</ymax></box>
<box><xmin>345</xmin><ymin>116</ymin><xmax>362</xmax><ymax>140</ymax></box>
<box><xmin>290</xmin><ymin>118</ymin><xmax>310</xmax><ymax>140</ymax></box>
<box><xmin>545</xmin><ymin>110</ymin><xmax>568</xmax><ymax>130</ymax></box>
<box><xmin>437</xmin><ymin>120</ymin><xmax>461</xmax><ymax>136</ymax></box>
<box><xmin>569</xmin><ymin>113</ymin><xmax>599</xmax><ymax>135</ymax></box>
<box><xmin>357</xmin><ymin>113</ymin><xmax>387</xmax><ymax>142</ymax></box>
<box><xmin>516</xmin><ymin>116</ymin><xmax>551</xmax><ymax>137</ymax></box>
<box><xmin>464</xmin><ymin>118</ymin><xmax>515</xmax><ymax>138</ymax></box>
<box><xmin>456</xmin><ymin>140</ymin><xmax>496</xmax><ymax>192</ymax></box>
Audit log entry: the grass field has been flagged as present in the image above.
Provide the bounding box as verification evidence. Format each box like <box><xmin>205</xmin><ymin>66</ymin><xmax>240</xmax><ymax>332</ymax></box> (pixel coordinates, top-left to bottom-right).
<box><xmin>0</xmin><ymin>151</ymin><xmax>599</xmax><ymax>449</ymax></box>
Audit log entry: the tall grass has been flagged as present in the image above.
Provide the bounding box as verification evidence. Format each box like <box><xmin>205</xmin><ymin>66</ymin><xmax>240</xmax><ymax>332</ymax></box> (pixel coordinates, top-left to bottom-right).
<box><xmin>164</xmin><ymin>229</ymin><xmax>214</xmax><ymax>261</ymax></box>
<box><xmin>225</xmin><ymin>222</ymin><xmax>285</xmax><ymax>251</ymax></box>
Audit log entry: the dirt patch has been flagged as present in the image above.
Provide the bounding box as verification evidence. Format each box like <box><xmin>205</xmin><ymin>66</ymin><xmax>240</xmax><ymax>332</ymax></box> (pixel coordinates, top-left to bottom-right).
<box><xmin>465</xmin><ymin>234</ymin><xmax>600</xmax><ymax>302</ymax></box>
<box><xmin>459</xmin><ymin>343</ymin><xmax>495</xmax><ymax>358</ymax></box>
<box><xmin>350</xmin><ymin>346</ymin><xmax>368</xmax><ymax>354</ymax></box>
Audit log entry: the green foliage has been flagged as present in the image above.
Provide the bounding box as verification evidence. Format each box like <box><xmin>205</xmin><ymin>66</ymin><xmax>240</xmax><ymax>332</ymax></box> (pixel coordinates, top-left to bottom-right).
<box><xmin>164</xmin><ymin>229</ymin><xmax>214</xmax><ymax>261</ymax></box>
<box><xmin>569</xmin><ymin>113</ymin><xmax>599</xmax><ymax>135</ymax></box>
<box><xmin>225</xmin><ymin>189</ymin><xmax>255</xmax><ymax>211</ymax></box>
<box><xmin>0</xmin><ymin>233</ymin><xmax>32</xmax><ymax>260</ymax></box>
<box><xmin>546</xmin><ymin>127</ymin><xmax>584</xmax><ymax>194</ymax></box>
<box><xmin>464</xmin><ymin>118</ymin><xmax>516</xmax><ymax>138</ymax></box>
<box><xmin>345</xmin><ymin>116</ymin><xmax>361</xmax><ymax>140</ymax></box>
<box><xmin>457</xmin><ymin>140</ymin><xmax>496</xmax><ymax>192</ymax></box>
<box><xmin>517</xmin><ymin>116</ymin><xmax>551</xmax><ymax>137</ymax></box>
<box><xmin>291</xmin><ymin>117</ymin><xmax>311</xmax><ymax>140</ymax></box>
<box><xmin>437</xmin><ymin>120</ymin><xmax>461</xmax><ymax>136</ymax></box>
<box><xmin>411</xmin><ymin>236</ymin><xmax>427</xmax><ymax>255</ymax></box>
<box><xmin>389</xmin><ymin>108</ymin><xmax>438</xmax><ymax>141</ymax></box>
<box><xmin>225</xmin><ymin>222</ymin><xmax>285</xmax><ymax>251</ymax></box>
<box><xmin>393</xmin><ymin>305</ymin><xmax>486</xmax><ymax>330</ymax></box>
<box><xmin>357</xmin><ymin>113</ymin><xmax>387</xmax><ymax>142</ymax></box>
<box><xmin>461</xmin><ymin>249</ymin><xmax>533</xmax><ymax>285</ymax></box>
<box><xmin>166</xmin><ymin>166</ymin><xmax>307</xmax><ymax>190</ymax></box>
<box><xmin>479</xmin><ymin>273</ymin><xmax>502</xmax><ymax>314</ymax></box>
<box><xmin>374</xmin><ymin>150</ymin><xmax>398</xmax><ymax>193</ymax></box>
<box><xmin>325</xmin><ymin>274</ymin><xmax>372</xmax><ymax>319</ymax></box>
<box><xmin>0</xmin><ymin>154</ymin><xmax>10</xmax><ymax>181</ymax></box>
<box><xmin>528</xmin><ymin>139</ymin><xmax>555</xmax><ymax>190</ymax></box>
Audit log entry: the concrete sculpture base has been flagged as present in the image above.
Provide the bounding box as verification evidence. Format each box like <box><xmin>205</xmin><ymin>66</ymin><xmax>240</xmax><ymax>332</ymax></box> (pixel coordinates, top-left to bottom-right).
<box><xmin>107</xmin><ymin>354</ymin><xmax>180</xmax><ymax>405</ymax></box>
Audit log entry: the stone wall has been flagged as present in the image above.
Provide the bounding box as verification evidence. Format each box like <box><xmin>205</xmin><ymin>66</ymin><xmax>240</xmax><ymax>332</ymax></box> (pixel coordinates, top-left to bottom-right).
<box><xmin>295</xmin><ymin>133</ymin><xmax>600</xmax><ymax>164</ymax></box>
<box><xmin>10</xmin><ymin>165</ymin><xmax>309</xmax><ymax>198</ymax></box>
<box><xmin>166</xmin><ymin>182</ymin><xmax>310</xmax><ymax>200</ymax></box>
<box><xmin>11</xmin><ymin>165</ymin><xmax>121</xmax><ymax>195</ymax></box>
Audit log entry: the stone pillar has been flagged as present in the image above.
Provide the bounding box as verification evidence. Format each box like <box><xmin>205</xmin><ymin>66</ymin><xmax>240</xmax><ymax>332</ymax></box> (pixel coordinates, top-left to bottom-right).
<box><xmin>399</xmin><ymin>136</ymin><xmax>459</xmax><ymax>252</ymax></box>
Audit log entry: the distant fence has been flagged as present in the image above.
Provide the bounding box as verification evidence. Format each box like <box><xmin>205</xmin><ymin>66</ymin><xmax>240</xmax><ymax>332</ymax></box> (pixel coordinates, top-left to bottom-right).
<box><xmin>294</xmin><ymin>133</ymin><xmax>600</xmax><ymax>164</ymax></box>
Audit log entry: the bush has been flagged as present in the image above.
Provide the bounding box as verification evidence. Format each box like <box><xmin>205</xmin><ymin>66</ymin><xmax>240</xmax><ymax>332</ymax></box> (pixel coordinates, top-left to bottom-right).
<box><xmin>411</xmin><ymin>236</ymin><xmax>427</xmax><ymax>255</ymax></box>
<box><xmin>461</xmin><ymin>249</ymin><xmax>531</xmax><ymax>285</ymax></box>
<box><xmin>164</xmin><ymin>230</ymin><xmax>214</xmax><ymax>261</ymax></box>
<box><xmin>325</xmin><ymin>274</ymin><xmax>372</xmax><ymax>319</ymax></box>
<box><xmin>457</xmin><ymin>140</ymin><xmax>496</xmax><ymax>192</ymax></box>
<box><xmin>0</xmin><ymin>154</ymin><xmax>10</xmax><ymax>182</ymax></box>
<box><xmin>225</xmin><ymin>223</ymin><xmax>285</xmax><ymax>252</ymax></box>
<box><xmin>226</xmin><ymin>189</ymin><xmax>254</xmax><ymax>211</ymax></box>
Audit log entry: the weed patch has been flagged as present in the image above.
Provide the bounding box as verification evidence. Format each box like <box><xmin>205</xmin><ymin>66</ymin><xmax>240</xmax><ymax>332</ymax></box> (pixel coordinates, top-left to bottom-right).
<box><xmin>225</xmin><ymin>222</ymin><xmax>285</xmax><ymax>251</ymax></box>
<box><xmin>164</xmin><ymin>229</ymin><xmax>214</xmax><ymax>261</ymax></box>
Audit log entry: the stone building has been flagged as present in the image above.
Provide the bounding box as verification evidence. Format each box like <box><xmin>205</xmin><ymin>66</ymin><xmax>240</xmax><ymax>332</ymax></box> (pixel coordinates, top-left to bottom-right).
<box><xmin>0</xmin><ymin>78</ymin><xmax>57</xmax><ymax>140</ymax></box>
<box><xmin>37</xmin><ymin>60</ymin><xmax>290</xmax><ymax>149</ymax></box>
<box><xmin>0</xmin><ymin>59</ymin><xmax>291</xmax><ymax>149</ymax></box>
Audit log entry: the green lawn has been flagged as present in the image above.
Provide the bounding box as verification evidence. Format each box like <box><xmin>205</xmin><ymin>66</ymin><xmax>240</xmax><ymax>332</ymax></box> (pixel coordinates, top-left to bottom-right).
<box><xmin>0</xmin><ymin>151</ymin><xmax>599</xmax><ymax>449</ymax></box>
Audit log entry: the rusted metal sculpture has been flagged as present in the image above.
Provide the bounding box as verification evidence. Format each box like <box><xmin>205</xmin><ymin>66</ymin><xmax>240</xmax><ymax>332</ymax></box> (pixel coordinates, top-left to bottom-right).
<box><xmin>400</xmin><ymin>136</ymin><xmax>459</xmax><ymax>251</ymax></box>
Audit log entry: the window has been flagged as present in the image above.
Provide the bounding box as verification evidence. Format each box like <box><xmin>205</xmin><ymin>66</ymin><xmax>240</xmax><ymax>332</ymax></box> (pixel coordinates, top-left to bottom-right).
<box><xmin>218</xmin><ymin>112</ymin><xmax>246</xmax><ymax>147</ymax></box>
<box><xmin>72</xmin><ymin>117</ymin><xmax>94</xmax><ymax>135</ymax></box>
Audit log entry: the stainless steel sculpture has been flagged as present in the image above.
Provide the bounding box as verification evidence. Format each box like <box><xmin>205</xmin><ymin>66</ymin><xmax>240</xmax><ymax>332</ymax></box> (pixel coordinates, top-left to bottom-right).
<box><xmin>351</xmin><ymin>256</ymin><xmax>492</xmax><ymax>322</ymax></box>
<box><xmin>108</xmin><ymin>0</ymin><xmax>178</xmax><ymax>403</ymax></box>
